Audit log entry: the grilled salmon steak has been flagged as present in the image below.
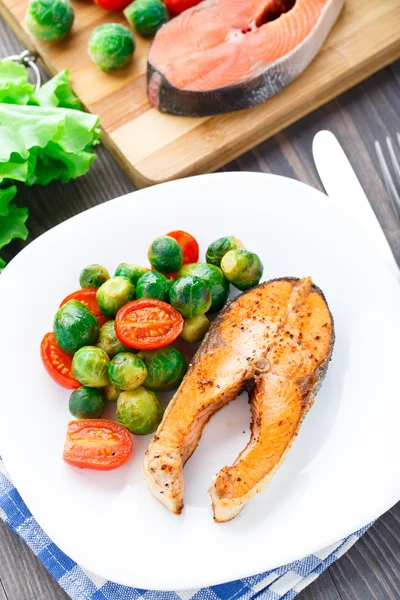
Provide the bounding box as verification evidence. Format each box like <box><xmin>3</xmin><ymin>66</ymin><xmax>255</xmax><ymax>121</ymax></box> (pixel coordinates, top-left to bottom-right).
<box><xmin>147</xmin><ymin>0</ymin><xmax>344</xmax><ymax>116</ymax></box>
<box><xmin>143</xmin><ymin>277</ymin><xmax>334</xmax><ymax>521</ymax></box>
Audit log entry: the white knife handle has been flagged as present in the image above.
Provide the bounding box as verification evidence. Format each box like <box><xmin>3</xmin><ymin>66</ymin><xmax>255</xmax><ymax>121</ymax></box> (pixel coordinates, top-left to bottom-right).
<box><xmin>313</xmin><ymin>130</ymin><xmax>400</xmax><ymax>280</ymax></box>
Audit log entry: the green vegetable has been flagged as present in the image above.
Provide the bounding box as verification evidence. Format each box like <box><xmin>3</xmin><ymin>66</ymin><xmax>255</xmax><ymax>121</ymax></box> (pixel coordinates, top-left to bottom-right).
<box><xmin>124</xmin><ymin>0</ymin><xmax>168</xmax><ymax>36</ymax></box>
<box><xmin>25</xmin><ymin>0</ymin><xmax>74</xmax><ymax>41</ymax></box>
<box><xmin>180</xmin><ymin>315</ymin><xmax>210</xmax><ymax>344</ymax></box>
<box><xmin>221</xmin><ymin>249</ymin><xmax>263</xmax><ymax>291</ymax></box>
<box><xmin>53</xmin><ymin>300</ymin><xmax>99</xmax><ymax>355</ymax></box>
<box><xmin>0</xmin><ymin>61</ymin><xmax>37</xmax><ymax>106</ymax></box>
<box><xmin>96</xmin><ymin>320</ymin><xmax>130</xmax><ymax>358</ymax></box>
<box><xmin>72</xmin><ymin>346</ymin><xmax>110</xmax><ymax>387</ymax></box>
<box><xmin>0</xmin><ymin>64</ymin><xmax>99</xmax><ymax>269</ymax></box>
<box><xmin>136</xmin><ymin>270</ymin><xmax>170</xmax><ymax>302</ymax></box>
<box><xmin>96</xmin><ymin>276</ymin><xmax>135</xmax><ymax>318</ymax></box>
<box><xmin>0</xmin><ymin>186</ymin><xmax>28</xmax><ymax>272</ymax></box>
<box><xmin>169</xmin><ymin>275</ymin><xmax>211</xmax><ymax>318</ymax></box>
<box><xmin>116</xmin><ymin>388</ymin><xmax>163</xmax><ymax>435</ymax></box>
<box><xmin>88</xmin><ymin>24</ymin><xmax>135</xmax><ymax>72</ymax></box>
<box><xmin>137</xmin><ymin>347</ymin><xmax>186</xmax><ymax>391</ymax></box>
<box><xmin>69</xmin><ymin>386</ymin><xmax>104</xmax><ymax>419</ymax></box>
<box><xmin>36</xmin><ymin>70</ymin><xmax>84</xmax><ymax>110</ymax></box>
<box><xmin>114</xmin><ymin>263</ymin><xmax>149</xmax><ymax>286</ymax></box>
<box><xmin>206</xmin><ymin>236</ymin><xmax>245</xmax><ymax>267</ymax></box>
<box><xmin>103</xmin><ymin>382</ymin><xmax>120</xmax><ymax>402</ymax></box>
<box><xmin>177</xmin><ymin>263</ymin><xmax>229</xmax><ymax>313</ymax></box>
<box><xmin>108</xmin><ymin>352</ymin><xmax>147</xmax><ymax>391</ymax></box>
<box><xmin>148</xmin><ymin>236</ymin><xmax>182</xmax><ymax>274</ymax></box>
<box><xmin>80</xmin><ymin>264</ymin><xmax>110</xmax><ymax>288</ymax></box>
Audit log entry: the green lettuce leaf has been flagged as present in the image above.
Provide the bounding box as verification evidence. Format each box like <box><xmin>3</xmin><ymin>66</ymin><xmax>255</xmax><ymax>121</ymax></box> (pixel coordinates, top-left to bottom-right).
<box><xmin>0</xmin><ymin>61</ymin><xmax>38</xmax><ymax>106</ymax></box>
<box><xmin>37</xmin><ymin>69</ymin><xmax>84</xmax><ymax>110</ymax></box>
<box><xmin>0</xmin><ymin>186</ymin><xmax>29</xmax><ymax>271</ymax></box>
<box><xmin>0</xmin><ymin>104</ymin><xmax>100</xmax><ymax>185</ymax></box>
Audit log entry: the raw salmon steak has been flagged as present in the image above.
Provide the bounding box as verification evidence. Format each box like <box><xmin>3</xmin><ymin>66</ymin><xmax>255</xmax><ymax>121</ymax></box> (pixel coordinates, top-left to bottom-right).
<box><xmin>147</xmin><ymin>0</ymin><xmax>344</xmax><ymax>116</ymax></box>
<box><xmin>143</xmin><ymin>277</ymin><xmax>334</xmax><ymax>521</ymax></box>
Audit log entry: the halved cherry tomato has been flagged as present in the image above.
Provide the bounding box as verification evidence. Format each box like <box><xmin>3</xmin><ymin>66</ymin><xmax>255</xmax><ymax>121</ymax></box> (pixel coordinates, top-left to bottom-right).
<box><xmin>60</xmin><ymin>288</ymin><xmax>109</xmax><ymax>327</ymax></box>
<box><xmin>63</xmin><ymin>419</ymin><xmax>132</xmax><ymax>471</ymax></box>
<box><xmin>164</xmin><ymin>0</ymin><xmax>201</xmax><ymax>16</ymax></box>
<box><xmin>115</xmin><ymin>298</ymin><xmax>183</xmax><ymax>350</ymax></box>
<box><xmin>40</xmin><ymin>333</ymin><xmax>81</xmax><ymax>389</ymax></box>
<box><xmin>166</xmin><ymin>230</ymin><xmax>199</xmax><ymax>265</ymax></box>
<box><xmin>94</xmin><ymin>0</ymin><xmax>131</xmax><ymax>10</ymax></box>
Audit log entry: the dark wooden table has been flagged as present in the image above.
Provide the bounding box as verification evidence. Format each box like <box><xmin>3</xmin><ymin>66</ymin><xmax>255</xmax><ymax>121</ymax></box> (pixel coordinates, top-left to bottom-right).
<box><xmin>1</xmin><ymin>18</ymin><xmax>399</xmax><ymax>600</ymax></box>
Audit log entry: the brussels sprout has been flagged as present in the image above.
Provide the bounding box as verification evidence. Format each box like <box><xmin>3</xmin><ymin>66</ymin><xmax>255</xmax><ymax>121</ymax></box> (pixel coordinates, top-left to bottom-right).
<box><xmin>96</xmin><ymin>276</ymin><xmax>135</xmax><ymax>318</ymax></box>
<box><xmin>169</xmin><ymin>275</ymin><xmax>211</xmax><ymax>318</ymax></box>
<box><xmin>116</xmin><ymin>388</ymin><xmax>163</xmax><ymax>435</ymax></box>
<box><xmin>108</xmin><ymin>352</ymin><xmax>147</xmax><ymax>391</ymax></box>
<box><xmin>136</xmin><ymin>270</ymin><xmax>170</xmax><ymax>302</ymax></box>
<box><xmin>72</xmin><ymin>346</ymin><xmax>110</xmax><ymax>387</ymax></box>
<box><xmin>221</xmin><ymin>250</ymin><xmax>263</xmax><ymax>291</ymax></box>
<box><xmin>69</xmin><ymin>387</ymin><xmax>104</xmax><ymax>419</ymax></box>
<box><xmin>80</xmin><ymin>264</ymin><xmax>110</xmax><ymax>289</ymax></box>
<box><xmin>103</xmin><ymin>382</ymin><xmax>120</xmax><ymax>402</ymax></box>
<box><xmin>148</xmin><ymin>236</ymin><xmax>182</xmax><ymax>274</ymax></box>
<box><xmin>177</xmin><ymin>263</ymin><xmax>229</xmax><ymax>313</ymax></box>
<box><xmin>96</xmin><ymin>320</ymin><xmax>130</xmax><ymax>358</ymax></box>
<box><xmin>25</xmin><ymin>0</ymin><xmax>74</xmax><ymax>41</ymax></box>
<box><xmin>180</xmin><ymin>315</ymin><xmax>210</xmax><ymax>344</ymax></box>
<box><xmin>206</xmin><ymin>236</ymin><xmax>245</xmax><ymax>267</ymax></box>
<box><xmin>53</xmin><ymin>300</ymin><xmax>100</xmax><ymax>355</ymax></box>
<box><xmin>88</xmin><ymin>24</ymin><xmax>135</xmax><ymax>72</ymax></box>
<box><xmin>137</xmin><ymin>347</ymin><xmax>186</xmax><ymax>391</ymax></box>
<box><xmin>114</xmin><ymin>263</ymin><xmax>149</xmax><ymax>286</ymax></box>
<box><xmin>124</xmin><ymin>0</ymin><xmax>168</xmax><ymax>37</ymax></box>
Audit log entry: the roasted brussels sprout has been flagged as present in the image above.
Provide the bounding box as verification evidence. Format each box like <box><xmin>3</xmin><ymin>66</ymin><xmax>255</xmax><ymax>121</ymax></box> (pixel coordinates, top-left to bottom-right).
<box><xmin>169</xmin><ymin>275</ymin><xmax>211</xmax><ymax>318</ymax></box>
<box><xmin>221</xmin><ymin>249</ymin><xmax>263</xmax><ymax>291</ymax></box>
<box><xmin>180</xmin><ymin>315</ymin><xmax>210</xmax><ymax>344</ymax></box>
<box><xmin>96</xmin><ymin>320</ymin><xmax>130</xmax><ymax>358</ymax></box>
<box><xmin>72</xmin><ymin>346</ymin><xmax>110</xmax><ymax>387</ymax></box>
<box><xmin>137</xmin><ymin>347</ymin><xmax>186</xmax><ymax>391</ymax></box>
<box><xmin>124</xmin><ymin>0</ymin><xmax>168</xmax><ymax>36</ymax></box>
<box><xmin>177</xmin><ymin>263</ymin><xmax>229</xmax><ymax>312</ymax></box>
<box><xmin>116</xmin><ymin>388</ymin><xmax>163</xmax><ymax>435</ymax></box>
<box><xmin>88</xmin><ymin>24</ymin><xmax>135</xmax><ymax>72</ymax></box>
<box><xmin>136</xmin><ymin>270</ymin><xmax>170</xmax><ymax>302</ymax></box>
<box><xmin>96</xmin><ymin>276</ymin><xmax>135</xmax><ymax>318</ymax></box>
<box><xmin>206</xmin><ymin>236</ymin><xmax>245</xmax><ymax>267</ymax></box>
<box><xmin>108</xmin><ymin>352</ymin><xmax>147</xmax><ymax>390</ymax></box>
<box><xmin>114</xmin><ymin>263</ymin><xmax>149</xmax><ymax>286</ymax></box>
<box><xmin>69</xmin><ymin>386</ymin><xmax>104</xmax><ymax>419</ymax></box>
<box><xmin>103</xmin><ymin>382</ymin><xmax>120</xmax><ymax>402</ymax></box>
<box><xmin>79</xmin><ymin>264</ymin><xmax>110</xmax><ymax>289</ymax></box>
<box><xmin>25</xmin><ymin>0</ymin><xmax>74</xmax><ymax>41</ymax></box>
<box><xmin>53</xmin><ymin>300</ymin><xmax>100</xmax><ymax>355</ymax></box>
<box><xmin>148</xmin><ymin>236</ymin><xmax>183</xmax><ymax>274</ymax></box>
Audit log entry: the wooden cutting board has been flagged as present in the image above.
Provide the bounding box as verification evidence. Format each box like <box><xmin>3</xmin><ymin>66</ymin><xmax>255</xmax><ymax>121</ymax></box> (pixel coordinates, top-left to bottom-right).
<box><xmin>1</xmin><ymin>0</ymin><xmax>399</xmax><ymax>188</ymax></box>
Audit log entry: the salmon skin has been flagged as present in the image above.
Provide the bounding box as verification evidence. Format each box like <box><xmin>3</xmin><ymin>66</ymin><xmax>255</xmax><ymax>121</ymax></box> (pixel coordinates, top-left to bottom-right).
<box><xmin>147</xmin><ymin>0</ymin><xmax>344</xmax><ymax>116</ymax></box>
<box><xmin>143</xmin><ymin>277</ymin><xmax>334</xmax><ymax>521</ymax></box>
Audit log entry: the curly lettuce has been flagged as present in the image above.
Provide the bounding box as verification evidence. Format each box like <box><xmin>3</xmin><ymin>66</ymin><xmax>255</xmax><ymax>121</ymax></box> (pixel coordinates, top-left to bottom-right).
<box><xmin>0</xmin><ymin>62</ymin><xmax>100</xmax><ymax>269</ymax></box>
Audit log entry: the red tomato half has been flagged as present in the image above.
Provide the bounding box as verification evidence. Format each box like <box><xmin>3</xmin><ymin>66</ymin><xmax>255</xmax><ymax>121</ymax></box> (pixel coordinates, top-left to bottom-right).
<box><xmin>94</xmin><ymin>0</ymin><xmax>131</xmax><ymax>10</ymax></box>
<box><xmin>63</xmin><ymin>419</ymin><xmax>133</xmax><ymax>470</ymax></box>
<box><xmin>165</xmin><ymin>0</ymin><xmax>201</xmax><ymax>16</ymax></box>
<box><xmin>115</xmin><ymin>298</ymin><xmax>183</xmax><ymax>350</ymax></box>
<box><xmin>60</xmin><ymin>288</ymin><xmax>109</xmax><ymax>327</ymax></box>
<box><xmin>40</xmin><ymin>333</ymin><xmax>81</xmax><ymax>389</ymax></box>
<box><xmin>167</xmin><ymin>230</ymin><xmax>199</xmax><ymax>265</ymax></box>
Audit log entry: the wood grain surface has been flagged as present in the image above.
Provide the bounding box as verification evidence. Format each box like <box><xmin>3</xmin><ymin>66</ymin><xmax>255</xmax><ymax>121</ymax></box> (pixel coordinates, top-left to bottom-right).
<box><xmin>0</xmin><ymin>0</ymin><xmax>399</xmax><ymax>187</ymax></box>
<box><xmin>1</xmin><ymin>18</ymin><xmax>400</xmax><ymax>600</ymax></box>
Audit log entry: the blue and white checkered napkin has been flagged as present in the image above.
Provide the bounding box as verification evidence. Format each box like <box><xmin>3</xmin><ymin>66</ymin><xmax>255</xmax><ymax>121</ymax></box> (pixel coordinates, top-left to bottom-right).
<box><xmin>0</xmin><ymin>457</ymin><xmax>371</xmax><ymax>600</ymax></box>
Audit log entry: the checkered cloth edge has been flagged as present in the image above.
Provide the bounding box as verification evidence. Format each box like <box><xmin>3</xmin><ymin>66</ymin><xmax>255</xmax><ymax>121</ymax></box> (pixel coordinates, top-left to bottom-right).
<box><xmin>0</xmin><ymin>457</ymin><xmax>371</xmax><ymax>600</ymax></box>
